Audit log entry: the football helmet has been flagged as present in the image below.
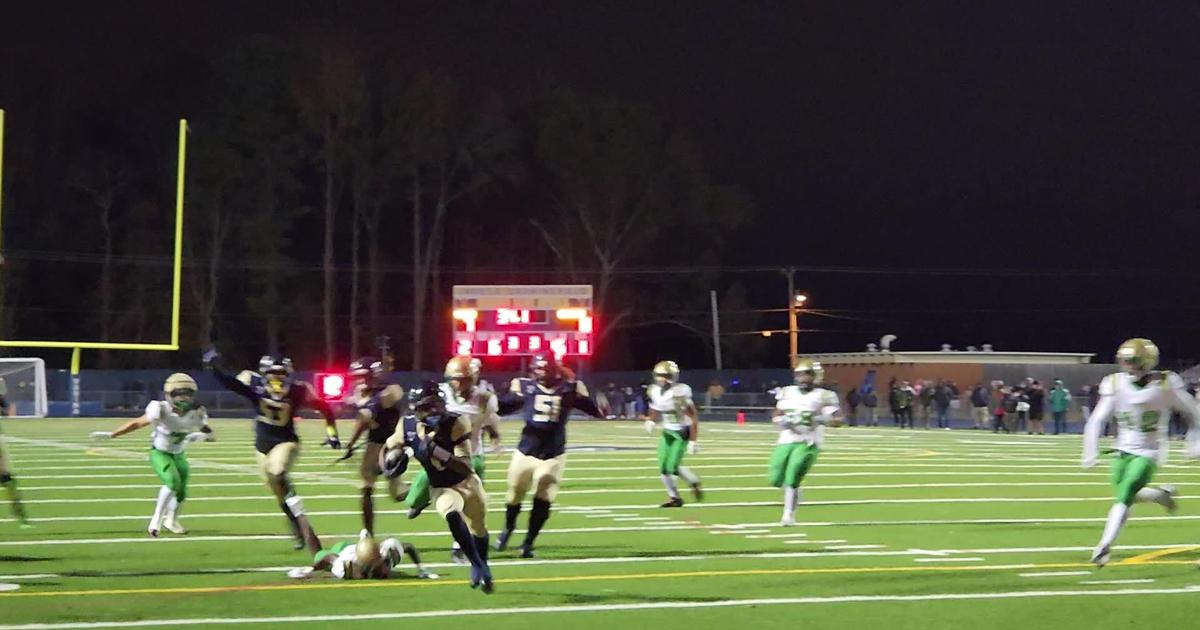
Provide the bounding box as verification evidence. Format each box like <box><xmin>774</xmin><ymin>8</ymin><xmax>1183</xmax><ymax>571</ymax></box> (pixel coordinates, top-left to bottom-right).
<box><xmin>444</xmin><ymin>355</ymin><xmax>478</xmax><ymax>396</ymax></box>
<box><xmin>348</xmin><ymin>356</ymin><xmax>385</xmax><ymax>388</ymax></box>
<box><xmin>355</xmin><ymin>531</ymin><xmax>389</xmax><ymax>579</ymax></box>
<box><xmin>531</xmin><ymin>354</ymin><xmax>559</xmax><ymax>386</ymax></box>
<box><xmin>262</xmin><ymin>355</ymin><xmax>294</xmax><ymax>399</ymax></box>
<box><xmin>409</xmin><ymin>380</ymin><xmax>446</xmax><ymax>419</ymax></box>
<box><xmin>164</xmin><ymin>373</ymin><xmax>198</xmax><ymax>413</ymax></box>
<box><xmin>1117</xmin><ymin>338</ymin><xmax>1158</xmax><ymax>374</ymax></box>
<box><xmin>793</xmin><ymin>359</ymin><xmax>824</xmax><ymax>391</ymax></box>
<box><xmin>653</xmin><ymin>360</ymin><xmax>680</xmax><ymax>387</ymax></box>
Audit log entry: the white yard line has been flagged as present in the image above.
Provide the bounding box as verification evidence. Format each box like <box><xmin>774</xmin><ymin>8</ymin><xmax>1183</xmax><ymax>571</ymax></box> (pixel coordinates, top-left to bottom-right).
<box><xmin>914</xmin><ymin>557</ymin><xmax>984</xmax><ymax>563</ymax></box>
<box><xmin>1019</xmin><ymin>571</ymin><xmax>1093</xmax><ymax>577</ymax></box>
<box><xmin>7</xmin><ymin>585</ymin><xmax>1200</xmax><ymax>629</ymax></box>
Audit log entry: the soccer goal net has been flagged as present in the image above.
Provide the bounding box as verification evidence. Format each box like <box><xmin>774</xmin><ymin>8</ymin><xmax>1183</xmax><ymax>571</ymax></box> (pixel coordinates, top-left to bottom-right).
<box><xmin>0</xmin><ymin>358</ymin><xmax>48</xmax><ymax>417</ymax></box>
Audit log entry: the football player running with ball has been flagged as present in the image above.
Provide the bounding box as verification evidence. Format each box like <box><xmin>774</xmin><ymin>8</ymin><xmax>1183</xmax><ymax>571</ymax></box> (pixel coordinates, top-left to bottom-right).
<box><xmin>1082</xmin><ymin>338</ymin><xmax>1200</xmax><ymax>567</ymax></box>
<box><xmin>494</xmin><ymin>354</ymin><xmax>603</xmax><ymax>558</ymax></box>
<box><xmin>383</xmin><ymin>383</ymin><xmax>494</xmax><ymax>593</ymax></box>
<box><xmin>644</xmin><ymin>360</ymin><xmax>703</xmax><ymax>507</ymax></box>
<box><xmin>90</xmin><ymin>373</ymin><xmax>214</xmax><ymax>536</ymax></box>
<box><xmin>204</xmin><ymin>350</ymin><xmax>341</xmax><ymax>553</ymax></box>
<box><xmin>771</xmin><ymin>360</ymin><xmax>843</xmax><ymax>526</ymax></box>
<box><xmin>340</xmin><ymin>357</ymin><xmax>405</xmax><ymax>535</ymax></box>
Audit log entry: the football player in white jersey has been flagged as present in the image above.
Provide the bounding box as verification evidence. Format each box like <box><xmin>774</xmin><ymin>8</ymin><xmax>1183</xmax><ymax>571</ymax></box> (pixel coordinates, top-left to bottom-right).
<box><xmin>771</xmin><ymin>360</ymin><xmax>842</xmax><ymax>526</ymax></box>
<box><xmin>1082</xmin><ymin>338</ymin><xmax>1200</xmax><ymax>566</ymax></box>
<box><xmin>644</xmin><ymin>361</ymin><xmax>702</xmax><ymax>507</ymax></box>
<box><xmin>90</xmin><ymin>373</ymin><xmax>214</xmax><ymax>536</ymax></box>
<box><xmin>287</xmin><ymin>529</ymin><xmax>434</xmax><ymax>580</ymax></box>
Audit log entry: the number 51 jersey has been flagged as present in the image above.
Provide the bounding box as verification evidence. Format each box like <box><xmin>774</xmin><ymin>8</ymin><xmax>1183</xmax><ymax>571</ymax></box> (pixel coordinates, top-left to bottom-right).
<box><xmin>501</xmin><ymin>378</ymin><xmax>601</xmax><ymax>459</ymax></box>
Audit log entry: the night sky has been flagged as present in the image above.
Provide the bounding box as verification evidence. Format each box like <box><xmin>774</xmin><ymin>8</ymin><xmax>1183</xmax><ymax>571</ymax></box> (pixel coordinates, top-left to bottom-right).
<box><xmin>3</xmin><ymin>2</ymin><xmax>1200</xmax><ymax>368</ymax></box>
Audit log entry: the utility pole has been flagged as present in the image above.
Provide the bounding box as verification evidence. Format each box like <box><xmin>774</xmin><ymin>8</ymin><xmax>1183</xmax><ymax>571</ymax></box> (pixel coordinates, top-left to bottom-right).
<box><xmin>709</xmin><ymin>289</ymin><xmax>722</xmax><ymax>371</ymax></box>
<box><xmin>782</xmin><ymin>267</ymin><xmax>807</xmax><ymax>369</ymax></box>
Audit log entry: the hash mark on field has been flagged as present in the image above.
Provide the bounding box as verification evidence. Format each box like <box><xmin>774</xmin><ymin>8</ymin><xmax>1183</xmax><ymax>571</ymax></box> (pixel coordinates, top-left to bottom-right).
<box><xmin>785</xmin><ymin>539</ymin><xmax>846</xmax><ymax>545</ymax></box>
<box><xmin>745</xmin><ymin>533</ymin><xmax>808</xmax><ymax>539</ymax></box>
<box><xmin>914</xmin><ymin>557</ymin><xmax>984</xmax><ymax>563</ymax></box>
<box><xmin>825</xmin><ymin>544</ymin><xmax>886</xmax><ymax>550</ymax></box>
<box><xmin>711</xmin><ymin>529</ymin><xmax>770</xmax><ymax>535</ymax></box>
<box><xmin>1079</xmin><ymin>579</ymin><xmax>1156</xmax><ymax>585</ymax></box>
<box><xmin>1019</xmin><ymin>571</ymin><xmax>1092</xmax><ymax>577</ymax></box>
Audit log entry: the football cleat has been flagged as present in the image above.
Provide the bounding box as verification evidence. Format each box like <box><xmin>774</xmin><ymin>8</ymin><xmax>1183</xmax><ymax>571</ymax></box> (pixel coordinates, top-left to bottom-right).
<box><xmin>147</xmin><ymin>520</ymin><xmax>160</xmax><ymax>538</ymax></box>
<box><xmin>660</xmin><ymin>497</ymin><xmax>684</xmax><ymax>508</ymax></box>
<box><xmin>780</xmin><ymin>516</ymin><xmax>797</xmax><ymax>527</ymax></box>
<box><xmin>1090</xmin><ymin>545</ymin><xmax>1111</xmax><ymax>568</ymax></box>
<box><xmin>407</xmin><ymin>504</ymin><xmax>426</xmax><ymax>520</ymax></box>
<box><xmin>690</xmin><ymin>482</ymin><xmax>704</xmax><ymax>502</ymax></box>
<box><xmin>163</xmin><ymin>517</ymin><xmax>188</xmax><ymax>535</ymax></box>
<box><xmin>450</xmin><ymin>547</ymin><xmax>470</xmax><ymax>566</ymax></box>
<box><xmin>519</xmin><ymin>544</ymin><xmax>536</xmax><ymax>559</ymax></box>
<box><xmin>1159</xmin><ymin>484</ymin><xmax>1179</xmax><ymax>514</ymax></box>
<box><xmin>494</xmin><ymin>529</ymin><xmax>514</xmax><ymax>551</ymax></box>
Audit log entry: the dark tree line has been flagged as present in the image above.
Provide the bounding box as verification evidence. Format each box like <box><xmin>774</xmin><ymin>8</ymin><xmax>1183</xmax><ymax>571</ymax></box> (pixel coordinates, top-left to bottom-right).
<box><xmin>0</xmin><ymin>36</ymin><xmax>765</xmax><ymax>371</ymax></box>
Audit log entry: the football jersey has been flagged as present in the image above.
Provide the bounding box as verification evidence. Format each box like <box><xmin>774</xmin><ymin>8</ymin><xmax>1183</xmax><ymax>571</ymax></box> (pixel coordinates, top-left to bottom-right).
<box><xmin>413</xmin><ymin>412</ymin><xmax>474</xmax><ymax>488</ymax></box>
<box><xmin>144</xmin><ymin>400</ymin><xmax>208</xmax><ymax>455</ymax></box>
<box><xmin>213</xmin><ymin>368</ymin><xmax>332</xmax><ymax>454</ymax></box>
<box><xmin>774</xmin><ymin>386</ymin><xmax>841</xmax><ymax>446</ymax></box>
<box><xmin>439</xmin><ymin>381</ymin><xmax>495</xmax><ymax>457</ymax></box>
<box><xmin>648</xmin><ymin>383</ymin><xmax>694</xmax><ymax>432</ymax></box>
<box><xmin>501</xmin><ymin>378</ymin><xmax>600</xmax><ymax>459</ymax></box>
<box><xmin>354</xmin><ymin>384</ymin><xmax>404</xmax><ymax>445</ymax></box>
<box><xmin>1093</xmin><ymin>371</ymin><xmax>1197</xmax><ymax>459</ymax></box>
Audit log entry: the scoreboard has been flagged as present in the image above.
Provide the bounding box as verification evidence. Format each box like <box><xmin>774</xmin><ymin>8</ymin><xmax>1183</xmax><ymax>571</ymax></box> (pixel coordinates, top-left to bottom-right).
<box><xmin>451</xmin><ymin>285</ymin><xmax>594</xmax><ymax>357</ymax></box>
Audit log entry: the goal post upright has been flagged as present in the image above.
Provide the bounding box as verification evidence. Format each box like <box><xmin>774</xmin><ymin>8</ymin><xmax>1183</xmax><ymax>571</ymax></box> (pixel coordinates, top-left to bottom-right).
<box><xmin>0</xmin><ymin>115</ymin><xmax>189</xmax><ymax>416</ymax></box>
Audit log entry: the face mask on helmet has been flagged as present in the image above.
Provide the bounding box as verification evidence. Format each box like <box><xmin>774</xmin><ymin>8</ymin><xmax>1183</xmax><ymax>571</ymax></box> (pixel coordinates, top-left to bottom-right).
<box><xmin>265</xmin><ymin>371</ymin><xmax>290</xmax><ymax>397</ymax></box>
<box><xmin>168</xmin><ymin>388</ymin><xmax>196</xmax><ymax>412</ymax></box>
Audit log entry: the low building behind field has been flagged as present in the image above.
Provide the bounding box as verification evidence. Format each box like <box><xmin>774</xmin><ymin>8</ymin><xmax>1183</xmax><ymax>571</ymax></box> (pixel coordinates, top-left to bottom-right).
<box><xmin>802</xmin><ymin>349</ymin><xmax>1113</xmax><ymax>390</ymax></box>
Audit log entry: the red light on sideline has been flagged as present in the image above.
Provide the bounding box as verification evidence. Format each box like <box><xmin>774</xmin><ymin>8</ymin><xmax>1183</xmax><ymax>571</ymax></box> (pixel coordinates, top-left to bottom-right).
<box><xmin>315</xmin><ymin>373</ymin><xmax>346</xmax><ymax>401</ymax></box>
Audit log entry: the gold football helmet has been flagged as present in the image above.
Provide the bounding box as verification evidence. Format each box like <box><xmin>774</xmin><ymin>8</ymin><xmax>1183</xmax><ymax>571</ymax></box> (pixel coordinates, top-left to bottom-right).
<box><xmin>1117</xmin><ymin>338</ymin><xmax>1159</xmax><ymax>373</ymax></box>
<box><xmin>164</xmin><ymin>373</ymin><xmax>198</xmax><ymax>412</ymax></box>
<box><xmin>355</xmin><ymin>532</ymin><xmax>385</xmax><ymax>579</ymax></box>
<box><xmin>444</xmin><ymin>355</ymin><xmax>478</xmax><ymax>396</ymax></box>
<box><xmin>793</xmin><ymin>359</ymin><xmax>824</xmax><ymax>389</ymax></box>
<box><xmin>652</xmin><ymin>360</ymin><xmax>680</xmax><ymax>386</ymax></box>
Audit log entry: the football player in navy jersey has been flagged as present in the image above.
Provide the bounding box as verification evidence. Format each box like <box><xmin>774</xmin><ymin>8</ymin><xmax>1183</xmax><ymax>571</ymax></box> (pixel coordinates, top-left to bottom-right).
<box><xmin>383</xmin><ymin>383</ymin><xmax>494</xmax><ymax>593</ymax></box>
<box><xmin>340</xmin><ymin>357</ymin><xmax>405</xmax><ymax>535</ymax></box>
<box><xmin>203</xmin><ymin>349</ymin><xmax>340</xmax><ymax>553</ymax></box>
<box><xmin>494</xmin><ymin>354</ymin><xmax>602</xmax><ymax>558</ymax></box>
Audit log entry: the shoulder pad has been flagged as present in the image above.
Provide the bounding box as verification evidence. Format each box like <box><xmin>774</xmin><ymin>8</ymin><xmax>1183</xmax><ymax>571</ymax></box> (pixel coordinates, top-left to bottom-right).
<box><xmin>1099</xmin><ymin>374</ymin><xmax>1118</xmax><ymax>396</ymax></box>
<box><xmin>575</xmin><ymin>381</ymin><xmax>590</xmax><ymax>397</ymax></box>
<box><xmin>675</xmin><ymin>383</ymin><xmax>693</xmax><ymax>399</ymax></box>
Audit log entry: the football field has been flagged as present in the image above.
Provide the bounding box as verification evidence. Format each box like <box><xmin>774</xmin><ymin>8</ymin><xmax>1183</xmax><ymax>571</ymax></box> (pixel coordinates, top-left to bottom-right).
<box><xmin>2</xmin><ymin>418</ymin><xmax>1199</xmax><ymax>629</ymax></box>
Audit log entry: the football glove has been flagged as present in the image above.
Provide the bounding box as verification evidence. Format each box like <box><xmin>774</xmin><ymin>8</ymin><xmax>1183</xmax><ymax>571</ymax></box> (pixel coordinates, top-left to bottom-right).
<box><xmin>89</xmin><ymin>431</ymin><xmax>113</xmax><ymax>440</ymax></box>
<box><xmin>644</xmin><ymin>419</ymin><xmax>657</xmax><ymax>433</ymax></box>
<box><xmin>324</xmin><ymin>436</ymin><xmax>342</xmax><ymax>450</ymax></box>
<box><xmin>200</xmin><ymin>348</ymin><xmax>220</xmax><ymax>368</ymax></box>
<box><xmin>687</xmin><ymin>441</ymin><xmax>699</xmax><ymax>455</ymax></box>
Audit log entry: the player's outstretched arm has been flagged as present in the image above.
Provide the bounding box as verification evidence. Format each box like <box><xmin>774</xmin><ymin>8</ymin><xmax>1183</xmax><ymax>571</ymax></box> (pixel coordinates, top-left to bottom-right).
<box><xmin>1082</xmin><ymin>392</ymin><xmax>1114</xmax><ymax>468</ymax></box>
<box><xmin>571</xmin><ymin>382</ymin><xmax>604</xmax><ymax>418</ymax></box>
<box><xmin>90</xmin><ymin>416</ymin><xmax>150</xmax><ymax>440</ymax></box>
<box><xmin>300</xmin><ymin>383</ymin><xmax>341</xmax><ymax>449</ymax></box>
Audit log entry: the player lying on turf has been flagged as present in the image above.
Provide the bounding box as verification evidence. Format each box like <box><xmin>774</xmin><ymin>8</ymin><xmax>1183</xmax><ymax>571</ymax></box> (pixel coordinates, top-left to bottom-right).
<box><xmin>383</xmin><ymin>382</ymin><xmax>495</xmax><ymax>593</ymax></box>
<box><xmin>494</xmin><ymin>354</ymin><xmax>603</xmax><ymax>558</ymax></box>
<box><xmin>0</xmin><ymin>414</ymin><xmax>30</xmax><ymax>527</ymax></box>
<box><xmin>644</xmin><ymin>360</ymin><xmax>703</xmax><ymax>507</ymax></box>
<box><xmin>771</xmin><ymin>360</ymin><xmax>843</xmax><ymax>526</ymax></box>
<box><xmin>90</xmin><ymin>373</ymin><xmax>213</xmax><ymax>536</ymax></box>
<box><xmin>1082</xmin><ymin>338</ymin><xmax>1200</xmax><ymax>567</ymax></box>
<box><xmin>204</xmin><ymin>350</ymin><xmax>341</xmax><ymax>553</ymax></box>
<box><xmin>287</xmin><ymin>529</ymin><xmax>435</xmax><ymax>580</ymax></box>
<box><xmin>340</xmin><ymin>356</ymin><xmax>406</xmax><ymax>535</ymax></box>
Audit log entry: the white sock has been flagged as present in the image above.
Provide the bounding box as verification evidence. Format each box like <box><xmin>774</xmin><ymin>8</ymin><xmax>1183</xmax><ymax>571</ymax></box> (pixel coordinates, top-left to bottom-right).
<box><xmin>151</xmin><ymin>486</ymin><xmax>174</xmax><ymax>528</ymax></box>
<box><xmin>166</xmin><ymin>495</ymin><xmax>182</xmax><ymax>521</ymax></box>
<box><xmin>783</xmin><ymin>486</ymin><xmax>798</xmax><ymax>519</ymax></box>
<box><xmin>1096</xmin><ymin>503</ymin><xmax>1130</xmax><ymax>551</ymax></box>
<box><xmin>661</xmin><ymin>474</ymin><xmax>680</xmax><ymax>499</ymax></box>
<box><xmin>1134</xmin><ymin>487</ymin><xmax>1166</xmax><ymax>505</ymax></box>
<box><xmin>677</xmin><ymin>466</ymin><xmax>700</xmax><ymax>485</ymax></box>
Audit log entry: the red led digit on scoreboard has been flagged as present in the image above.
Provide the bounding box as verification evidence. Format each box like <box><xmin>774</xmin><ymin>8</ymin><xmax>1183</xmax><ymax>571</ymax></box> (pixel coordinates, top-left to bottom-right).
<box><xmin>496</xmin><ymin>309</ymin><xmax>531</xmax><ymax>326</ymax></box>
<box><xmin>456</xmin><ymin>339</ymin><xmax>471</xmax><ymax>355</ymax></box>
<box><xmin>487</xmin><ymin>338</ymin><xmax>502</xmax><ymax>356</ymax></box>
<box><xmin>528</xmin><ymin>335</ymin><xmax>542</xmax><ymax>351</ymax></box>
<box><xmin>507</xmin><ymin>336</ymin><xmax>520</xmax><ymax>351</ymax></box>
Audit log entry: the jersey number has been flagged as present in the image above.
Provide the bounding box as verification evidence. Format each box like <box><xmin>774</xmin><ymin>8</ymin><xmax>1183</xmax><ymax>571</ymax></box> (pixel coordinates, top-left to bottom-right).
<box><xmin>533</xmin><ymin>395</ymin><xmax>563</xmax><ymax>423</ymax></box>
<box><xmin>1119</xmin><ymin>410</ymin><xmax>1159</xmax><ymax>433</ymax></box>
<box><xmin>787</xmin><ymin>411</ymin><xmax>815</xmax><ymax>427</ymax></box>
<box><xmin>259</xmin><ymin>400</ymin><xmax>293</xmax><ymax>426</ymax></box>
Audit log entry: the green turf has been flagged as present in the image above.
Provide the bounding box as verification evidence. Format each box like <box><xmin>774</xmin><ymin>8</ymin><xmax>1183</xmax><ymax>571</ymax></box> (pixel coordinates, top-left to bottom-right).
<box><xmin>2</xmin><ymin>418</ymin><xmax>1200</xmax><ymax>628</ymax></box>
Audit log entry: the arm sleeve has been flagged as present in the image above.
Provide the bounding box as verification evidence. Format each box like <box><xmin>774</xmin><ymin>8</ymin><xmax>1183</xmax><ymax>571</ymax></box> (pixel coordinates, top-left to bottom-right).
<box><xmin>211</xmin><ymin>367</ymin><xmax>259</xmax><ymax>405</ymax></box>
<box><xmin>496</xmin><ymin>380</ymin><xmax>526</xmax><ymax>416</ymax></box>
<box><xmin>1082</xmin><ymin>377</ymin><xmax>1116</xmax><ymax>465</ymax></box>
<box><xmin>571</xmin><ymin>381</ymin><xmax>604</xmax><ymax>418</ymax></box>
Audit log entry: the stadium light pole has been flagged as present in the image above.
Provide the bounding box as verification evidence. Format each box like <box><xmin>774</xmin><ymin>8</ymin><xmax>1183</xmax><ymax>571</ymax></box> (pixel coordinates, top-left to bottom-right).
<box><xmin>709</xmin><ymin>289</ymin><xmax>722</xmax><ymax>371</ymax></box>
